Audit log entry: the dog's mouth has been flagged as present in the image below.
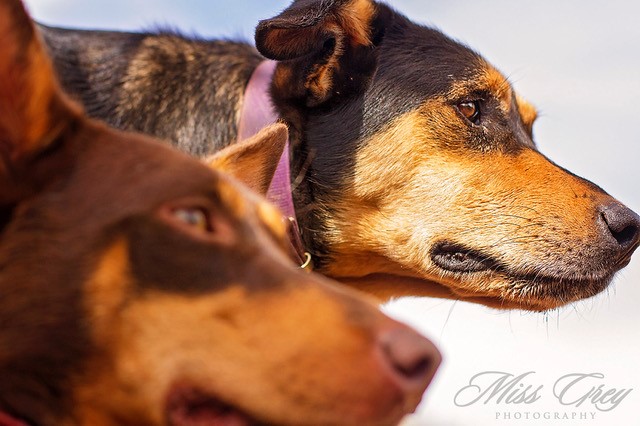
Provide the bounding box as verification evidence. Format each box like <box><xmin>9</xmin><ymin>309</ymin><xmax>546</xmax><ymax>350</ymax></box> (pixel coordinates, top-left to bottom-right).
<box><xmin>430</xmin><ymin>241</ymin><xmax>619</xmax><ymax>309</ymax></box>
<box><xmin>430</xmin><ymin>243</ymin><xmax>495</xmax><ymax>273</ymax></box>
<box><xmin>167</xmin><ymin>386</ymin><xmax>265</xmax><ymax>426</ymax></box>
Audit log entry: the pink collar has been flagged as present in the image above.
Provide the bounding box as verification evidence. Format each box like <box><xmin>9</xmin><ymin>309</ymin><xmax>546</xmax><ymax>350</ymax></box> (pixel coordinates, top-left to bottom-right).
<box><xmin>237</xmin><ymin>61</ymin><xmax>311</xmax><ymax>270</ymax></box>
<box><xmin>0</xmin><ymin>62</ymin><xmax>312</xmax><ymax>426</ymax></box>
<box><xmin>0</xmin><ymin>65</ymin><xmax>312</xmax><ymax>426</ymax></box>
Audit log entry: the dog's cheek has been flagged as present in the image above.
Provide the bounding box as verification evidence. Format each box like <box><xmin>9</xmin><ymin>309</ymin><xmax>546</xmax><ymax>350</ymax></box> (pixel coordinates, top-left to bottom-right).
<box><xmin>76</xmin><ymin>239</ymin><xmax>160</xmax><ymax>424</ymax></box>
<box><xmin>318</xmin><ymin>109</ymin><xmax>466</xmax><ymax>263</ymax></box>
<box><xmin>80</xmin><ymin>272</ymin><xmax>260</xmax><ymax>424</ymax></box>
<box><xmin>82</xmin><ymin>283</ymin><xmax>392</xmax><ymax>425</ymax></box>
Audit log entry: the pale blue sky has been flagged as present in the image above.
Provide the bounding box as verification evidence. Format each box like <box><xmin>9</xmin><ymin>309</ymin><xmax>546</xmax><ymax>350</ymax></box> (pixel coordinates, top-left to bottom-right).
<box><xmin>26</xmin><ymin>0</ymin><xmax>291</xmax><ymax>37</ymax></box>
<box><xmin>24</xmin><ymin>2</ymin><xmax>640</xmax><ymax>425</ymax></box>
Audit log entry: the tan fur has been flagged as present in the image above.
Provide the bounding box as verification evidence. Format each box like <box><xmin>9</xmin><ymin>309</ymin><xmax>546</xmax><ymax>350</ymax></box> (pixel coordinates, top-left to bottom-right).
<box><xmin>323</xmin><ymin>88</ymin><xmax>612</xmax><ymax>310</ymax></box>
<box><xmin>75</xmin><ymin>240</ymin><xmax>410</xmax><ymax>425</ymax></box>
<box><xmin>207</xmin><ymin>124</ymin><xmax>288</xmax><ymax>195</ymax></box>
<box><xmin>305</xmin><ymin>22</ymin><xmax>345</xmax><ymax>102</ymax></box>
<box><xmin>84</xmin><ymin>240</ymin><xmax>132</xmax><ymax>344</ymax></box>
<box><xmin>516</xmin><ymin>94</ymin><xmax>538</xmax><ymax>134</ymax></box>
<box><xmin>268</xmin><ymin>0</ymin><xmax>375</xmax><ymax>105</ymax></box>
<box><xmin>257</xmin><ymin>201</ymin><xmax>289</xmax><ymax>242</ymax></box>
<box><xmin>483</xmin><ymin>66</ymin><xmax>513</xmax><ymax>110</ymax></box>
<box><xmin>338</xmin><ymin>0</ymin><xmax>375</xmax><ymax>48</ymax></box>
<box><xmin>449</xmin><ymin>65</ymin><xmax>513</xmax><ymax>115</ymax></box>
<box><xmin>308</xmin><ymin>0</ymin><xmax>374</xmax><ymax>98</ymax></box>
<box><xmin>0</xmin><ymin>5</ymin><xmax>80</xmax><ymax>163</ymax></box>
<box><xmin>0</xmin><ymin>1</ymin><xmax>441</xmax><ymax>423</ymax></box>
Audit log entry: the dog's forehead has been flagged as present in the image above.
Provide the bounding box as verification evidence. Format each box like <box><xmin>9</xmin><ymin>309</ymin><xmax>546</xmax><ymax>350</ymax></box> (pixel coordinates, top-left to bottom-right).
<box><xmin>362</xmin><ymin>20</ymin><xmax>536</xmax><ymax>137</ymax></box>
<box><xmin>361</xmin><ymin>23</ymin><xmax>485</xmax><ymax>133</ymax></box>
<box><xmin>62</xmin><ymin>126</ymin><xmax>227</xmax><ymax>219</ymax></box>
<box><xmin>382</xmin><ymin>24</ymin><xmax>517</xmax><ymax>101</ymax></box>
<box><xmin>379</xmin><ymin>25</ymin><xmax>481</xmax><ymax>87</ymax></box>
<box><xmin>115</xmin><ymin>133</ymin><xmax>213</xmax><ymax>187</ymax></box>
<box><xmin>70</xmin><ymin>126</ymin><xmax>292</xmax><ymax>251</ymax></box>
<box><xmin>63</xmin><ymin>129</ymin><xmax>291</xmax><ymax>292</ymax></box>
<box><xmin>449</xmin><ymin>65</ymin><xmax>513</xmax><ymax>104</ymax></box>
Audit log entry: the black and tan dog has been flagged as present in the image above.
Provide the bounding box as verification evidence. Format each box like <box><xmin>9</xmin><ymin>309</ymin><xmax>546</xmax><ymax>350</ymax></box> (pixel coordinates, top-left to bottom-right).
<box><xmin>0</xmin><ymin>1</ymin><xmax>441</xmax><ymax>424</ymax></box>
<box><xmin>39</xmin><ymin>0</ymin><xmax>640</xmax><ymax>311</ymax></box>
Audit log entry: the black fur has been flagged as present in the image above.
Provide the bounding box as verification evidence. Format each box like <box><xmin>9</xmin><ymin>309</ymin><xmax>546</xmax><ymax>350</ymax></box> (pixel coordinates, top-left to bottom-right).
<box><xmin>36</xmin><ymin>2</ymin><xmax>543</xmax><ymax>270</ymax></box>
<box><xmin>255</xmin><ymin>0</ymin><xmax>353</xmax><ymax>61</ymax></box>
<box><xmin>269</xmin><ymin>5</ymin><xmax>497</xmax><ymax>265</ymax></box>
<box><xmin>37</xmin><ymin>3</ymin><xmax>497</xmax><ymax>269</ymax></box>
<box><xmin>40</xmin><ymin>25</ymin><xmax>262</xmax><ymax>156</ymax></box>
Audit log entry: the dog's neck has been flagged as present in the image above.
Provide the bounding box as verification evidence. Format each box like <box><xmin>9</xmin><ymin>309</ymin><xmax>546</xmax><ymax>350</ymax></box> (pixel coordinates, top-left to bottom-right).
<box><xmin>238</xmin><ymin>61</ymin><xmax>311</xmax><ymax>270</ymax></box>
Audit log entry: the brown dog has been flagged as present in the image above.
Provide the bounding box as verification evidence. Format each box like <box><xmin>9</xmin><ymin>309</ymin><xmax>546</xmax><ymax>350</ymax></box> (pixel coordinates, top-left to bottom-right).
<box><xmin>39</xmin><ymin>0</ymin><xmax>640</xmax><ymax>311</ymax></box>
<box><xmin>0</xmin><ymin>1</ymin><xmax>440</xmax><ymax>425</ymax></box>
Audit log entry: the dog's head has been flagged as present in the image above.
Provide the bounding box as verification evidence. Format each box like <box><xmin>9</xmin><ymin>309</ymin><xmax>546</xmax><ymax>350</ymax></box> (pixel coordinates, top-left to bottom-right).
<box><xmin>0</xmin><ymin>2</ymin><xmax>440</xmax><ymax>425</ymax></box>
<box><xmin>256</xmin><ymin>0</ymin><xmax>640</xmax><ymax>311</ymax></box>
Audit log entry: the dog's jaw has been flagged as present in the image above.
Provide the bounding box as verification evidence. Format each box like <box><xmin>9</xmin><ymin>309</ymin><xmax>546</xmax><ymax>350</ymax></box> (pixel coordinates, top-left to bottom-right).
<box><xmin>333</xmin><ymin>271</ymin><xmax>612</xmax><ymax>312</ymax></box>
<box><xmin>166</xmin><ymin>386</ymin><xmax>261</xmax><ymax>426</ymax></box>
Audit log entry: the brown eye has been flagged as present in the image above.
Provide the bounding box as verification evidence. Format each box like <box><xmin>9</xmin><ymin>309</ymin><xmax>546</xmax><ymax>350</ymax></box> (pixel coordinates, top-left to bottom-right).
<box><xmin>457</xmin><ymin>100</ymin><xmax>481</xmax><ymax>124</ymax></box>
<box><xmin>173</xmin><ymin>208</ymin><xmax>211</xmax><ymax>233</ymax></box>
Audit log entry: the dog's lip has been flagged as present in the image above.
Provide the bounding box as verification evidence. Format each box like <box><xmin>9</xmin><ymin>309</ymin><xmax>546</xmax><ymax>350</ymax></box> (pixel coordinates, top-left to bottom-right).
<box><xmin>430</xmin><ymin>241</ymin><xmax>618</xmax><ymax>284</ymax></box>
<box><xmin>428</xmin><ymin>241</ymin><xmax>622</xmax><ymax>308</ymax></box>
<box><xmin>166</xmin><ymin>385</ymin><xmax>264</xmax><ymax>426</ymax></box>
<box><xmin>430</xmin><ymin>242</ymin><xmax>496</xmax><ymax>274</ymax></box>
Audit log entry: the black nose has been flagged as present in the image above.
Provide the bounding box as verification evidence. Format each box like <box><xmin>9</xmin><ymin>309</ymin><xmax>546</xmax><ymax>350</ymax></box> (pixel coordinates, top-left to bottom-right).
<box><xmin>600</xmin><ymin>203</ymin><xmax>640</xmax><ymax>254</ymax></box>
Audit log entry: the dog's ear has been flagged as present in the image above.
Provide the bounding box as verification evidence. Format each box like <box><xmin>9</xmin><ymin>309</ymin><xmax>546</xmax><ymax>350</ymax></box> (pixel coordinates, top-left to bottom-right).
<box><xmin>256</xmin><ymin>0</ymin><xmax>385</xmax><ymax>107</ymax></box>
<box><xmin>0</xmin><ymin>0</ymin><xmax>81</xmax><ymax>202</ymax></box>
<box><xmin>207</xmin><ymin>124</ymin><xmax>288</xmax><ymax>195</ymax></box>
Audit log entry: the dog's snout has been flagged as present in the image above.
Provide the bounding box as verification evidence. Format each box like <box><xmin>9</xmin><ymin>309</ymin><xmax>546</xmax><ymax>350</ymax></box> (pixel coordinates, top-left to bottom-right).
<box><xmin>599</xmin><ymin>203</ymin><xmax>640</xmax><ymax>256</ymax></box>
<box><xmin>378</xmin><ymin>327</ymin><xmax>441</xmax><ymax>397</ymax></box>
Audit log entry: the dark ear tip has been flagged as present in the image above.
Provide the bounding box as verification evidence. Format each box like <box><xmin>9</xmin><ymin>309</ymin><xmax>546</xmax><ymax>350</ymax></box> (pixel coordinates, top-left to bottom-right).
<box><xmin>255</xmin><ymin>22</ymin><xmax>302</xmax><ymax>61</ymax></box>
<box><xmin>255</xmin><ymin>19</ymin><xmax>270</xmax><ymax>36</ymax></box>
<box><xmin>254</xmin><ymin>22</ymin><xmax>272</xmax><ymax>57</ymax></box>
<box><xmin>255</xmin><ymin>21</ymin><xmax>287</xmax><ymax>60</ymax></box>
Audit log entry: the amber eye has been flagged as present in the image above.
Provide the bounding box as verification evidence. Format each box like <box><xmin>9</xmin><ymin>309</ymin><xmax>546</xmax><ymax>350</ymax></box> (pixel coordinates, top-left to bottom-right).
<box><xmin>457</xmin><ymin>100</ymin><xmax>481</xmax><ymax>124</ymax></box>
<box><xmin>173</xmin><ymin>208</ymin><xmax>211</xmax><ymax>233</ymax></box>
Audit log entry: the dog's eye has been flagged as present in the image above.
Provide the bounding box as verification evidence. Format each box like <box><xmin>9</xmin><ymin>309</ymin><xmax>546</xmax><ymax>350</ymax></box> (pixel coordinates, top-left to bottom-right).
<box><xmin>457</xmin><ymin>101</ymin><xmax>481</xmax><ymax>124</ymax></box>
<box><xmin>173</xmin><ymin>208</ymin><xmax>211</xmax><ymax>233</ymax></box>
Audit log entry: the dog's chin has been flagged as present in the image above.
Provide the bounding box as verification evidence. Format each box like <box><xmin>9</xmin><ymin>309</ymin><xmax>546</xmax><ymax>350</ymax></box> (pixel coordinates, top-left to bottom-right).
<box><xmin>166</xmin><ymin>386</ymin><xmax>265</xmax><ymax>426</ymax></box>
<box><xmin>335</xmin><ymin>241</ymin><xmax>624</xmax><ymax>310</ymax></box>
<box><xmin>429</xmin><ymin>242</ymin><xmax>620</xmax><ymax>311</ymax></box>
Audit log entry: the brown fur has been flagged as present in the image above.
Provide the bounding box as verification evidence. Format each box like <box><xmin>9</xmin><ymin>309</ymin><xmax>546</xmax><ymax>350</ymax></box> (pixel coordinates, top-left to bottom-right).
<box><xmin>206</xmin><ymin>125</ymin><xmax>287</xmax><ymax>195</ymax></box>
<box><xmin>307</xmin><ymin>58</ymin><xmax>633</xmax><ymax>311</ymax></box>
<box><xmin>37</xmin><ymin>0</ymin><xmax>640</xmax><ymax>312</ymax></box>
<box><xmin>516</xmin><ymin>94</ymin><xmax>538</xmax><ymax>135</ymax></box>
<box><xmin>261</xmin><ymin>0</ymin><xmax>376</xmax><ymax>107</ymax></box>
<box><xmin>0</xmin><ymin>2</ymin><xmax>440</xmax><ymax>425</ymax></box>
